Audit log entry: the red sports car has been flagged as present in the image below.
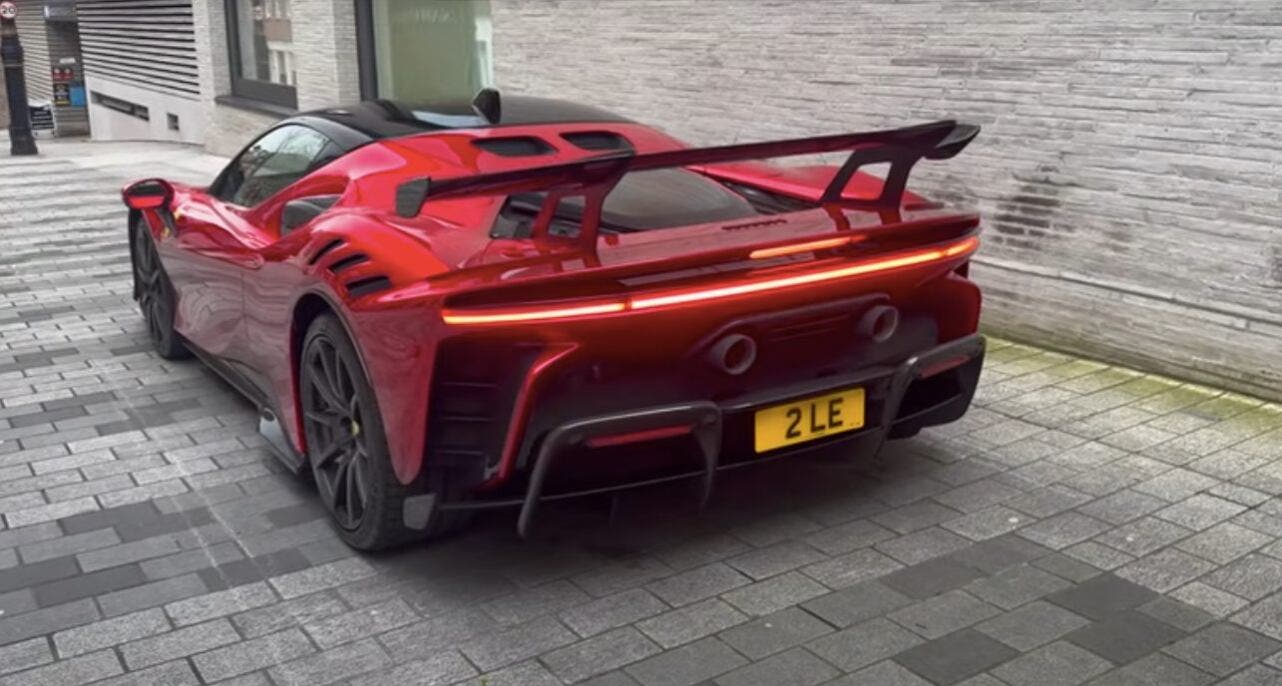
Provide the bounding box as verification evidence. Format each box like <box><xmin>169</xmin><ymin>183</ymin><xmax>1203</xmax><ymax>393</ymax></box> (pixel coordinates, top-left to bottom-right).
<box><xmin>122</xmin><ymin>91</ymin><xmax>984</xmax><ymax>550</ymax></box>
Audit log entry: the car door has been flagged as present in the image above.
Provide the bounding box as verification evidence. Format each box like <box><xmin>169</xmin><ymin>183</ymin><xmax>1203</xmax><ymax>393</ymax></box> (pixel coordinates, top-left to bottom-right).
<box><xmin>162</xmin><ymin>124</ymin><xmax>336</xmax><ymax>364</ymax></box>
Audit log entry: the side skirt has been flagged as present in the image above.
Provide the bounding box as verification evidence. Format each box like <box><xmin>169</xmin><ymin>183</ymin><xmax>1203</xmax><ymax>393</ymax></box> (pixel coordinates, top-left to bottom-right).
<box><xmin>185</xmin><ymin>343</ymin><xmax>307</xmax><ymax>474</ymax></box>
<box><xmin>259</xmin><ymin>410</ymin><xmax>307</xmax><ymax>473</ymax></box>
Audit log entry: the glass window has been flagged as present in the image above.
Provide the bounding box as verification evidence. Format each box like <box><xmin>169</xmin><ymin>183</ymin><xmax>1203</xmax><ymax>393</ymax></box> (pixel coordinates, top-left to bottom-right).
<box><xmin>491</xmin><ymin>170</ymin><xmax>768</xmax><ymax>238</ymax></box>
<box><xmin>358</xmin><ymin>0</ymin><xmax>494</xmax><ymax>102</ymax></box>
<box><xmin>217</xmin><ymin>125</ymin><xmax>336</xmax><ymax>206</ymax></box>
<box><xmin>226</xmin><ymin>0</ymin><xmax>297</xmax><ymax>108</ymax></box>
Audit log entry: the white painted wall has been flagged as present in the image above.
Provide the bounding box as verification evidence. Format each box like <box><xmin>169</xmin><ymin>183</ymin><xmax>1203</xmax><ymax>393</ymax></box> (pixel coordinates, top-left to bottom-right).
<box><xmin>84</xmin><ymin>76</ymin><xmax>206</xmax><ymax>145</ymax></box>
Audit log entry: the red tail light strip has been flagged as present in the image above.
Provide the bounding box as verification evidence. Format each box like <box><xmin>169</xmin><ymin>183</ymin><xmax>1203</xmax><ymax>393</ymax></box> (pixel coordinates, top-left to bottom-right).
<box><xmin>442</xmin><ymin>301</ymin><xmax>625</xmax><ymax>326</ymax></box>
<box><xmin>442</xmin><ymin>236</ymin><xmax>979</xmax><ymax>326</ymax></box>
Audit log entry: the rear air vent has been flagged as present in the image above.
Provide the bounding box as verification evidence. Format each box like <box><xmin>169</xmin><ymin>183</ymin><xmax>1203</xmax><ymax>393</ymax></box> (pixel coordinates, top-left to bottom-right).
<box><xmin>345</xmin><ymin>276</ymin><xmax>391</xmax><ymax>297</ymax></box>
<box><xmin>308</xmin><ymin>239</ymin><xmax>344</xmax><ymax>265</ymax></box>
<box><xmin>328</xmin><ymin>254</ymin><xmax>369</xmax><ymax>274</ymax></box>
<box><xmin>472</xmin><ymin>136</ymin><xmax>556</xmax><ymax>157</ymax></box>
<box><xmin>427</xmin><ymin>341</ymin><xmax>544</xmax><ymax>483</ymax></box>
<box><xmin>561</xmin><ymin>131</ymin><xmax>632</xmax><ymax>151</ymax></box>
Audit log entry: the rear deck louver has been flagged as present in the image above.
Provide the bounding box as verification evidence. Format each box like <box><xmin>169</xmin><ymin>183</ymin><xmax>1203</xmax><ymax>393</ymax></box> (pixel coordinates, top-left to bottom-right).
<box><xmin>561</xmin><ymin>131</ymin><xmax>633</xmax><ymax>151</ymax></box>
<box><xmin>472</xmin><ymin>136</ymin><xmax>556</xmax><ymax>157</ymax></box>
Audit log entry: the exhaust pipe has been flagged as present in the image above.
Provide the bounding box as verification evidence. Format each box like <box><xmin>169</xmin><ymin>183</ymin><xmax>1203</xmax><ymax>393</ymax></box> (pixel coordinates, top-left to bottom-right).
<box><xmin>706</xmin><ymin>333</ymin><xmax>757</xmax><ymax>375</ymax></box>
<box><xmin>857</xmin><ymin>304</ymin><xmax>899</xmax><ymax>343</ymax></box>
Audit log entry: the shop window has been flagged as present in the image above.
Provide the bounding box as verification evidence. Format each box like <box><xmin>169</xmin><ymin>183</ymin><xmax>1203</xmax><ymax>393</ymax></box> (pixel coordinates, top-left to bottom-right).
<box><xmin>356</xmin><ymin>0</ymin><xmax>493</xmax><ymax>102</ymax></box>
<box><xmin>225</xmin><ymin>0</ymin><xmax>298</xmax><ymax>109</ymax></box>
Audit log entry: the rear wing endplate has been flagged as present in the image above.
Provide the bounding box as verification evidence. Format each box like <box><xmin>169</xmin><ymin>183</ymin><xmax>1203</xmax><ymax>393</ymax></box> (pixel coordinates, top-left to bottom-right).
<box><xmin>394</xmin><ymin>119</ymin><xmax>979</xmax><ymax>245</ymax></box>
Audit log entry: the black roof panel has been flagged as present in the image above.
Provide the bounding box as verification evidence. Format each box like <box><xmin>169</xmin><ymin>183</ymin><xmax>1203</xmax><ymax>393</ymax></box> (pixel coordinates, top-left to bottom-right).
<box><xmin>301</xmin><ymin>96</ymin><xmax>633</xmax><ymax>140</ymax></box>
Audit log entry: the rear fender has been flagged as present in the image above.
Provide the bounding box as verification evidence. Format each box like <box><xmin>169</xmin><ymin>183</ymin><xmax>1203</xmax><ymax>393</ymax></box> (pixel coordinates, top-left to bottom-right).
<box><xmin>288</xmin><ymin>285</ymin><xmax>441</xmax><ymax>486</ymax></box>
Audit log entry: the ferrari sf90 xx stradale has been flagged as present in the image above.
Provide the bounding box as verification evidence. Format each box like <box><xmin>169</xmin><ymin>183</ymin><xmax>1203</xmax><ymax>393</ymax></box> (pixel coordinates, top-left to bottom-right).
<box><xmin>123</xmin><ymin>90</ymin><xmax>985</xmax><ymax>549</ymax></box>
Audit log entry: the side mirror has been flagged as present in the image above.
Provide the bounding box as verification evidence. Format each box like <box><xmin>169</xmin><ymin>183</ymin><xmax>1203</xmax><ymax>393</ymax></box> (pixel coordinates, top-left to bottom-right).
<box><xmin>122</xmin><ymin>179</ymin><xmax>174</xmax><ymax>211</ymax></box>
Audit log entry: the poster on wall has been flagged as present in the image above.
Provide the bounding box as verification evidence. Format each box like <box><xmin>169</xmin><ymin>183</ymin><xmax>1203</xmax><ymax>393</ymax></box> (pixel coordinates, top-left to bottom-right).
<box><xmin>53</xmin><ymin>83</ymin><xmax>71</xmax><ymax>107</ymax></box>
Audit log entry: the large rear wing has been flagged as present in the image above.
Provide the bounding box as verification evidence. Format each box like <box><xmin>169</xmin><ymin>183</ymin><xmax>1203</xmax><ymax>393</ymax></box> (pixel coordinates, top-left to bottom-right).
<box><xmin>394</xmin><ymin>119</ymin><xmax>979</xmax><ymax>245</ymax></box>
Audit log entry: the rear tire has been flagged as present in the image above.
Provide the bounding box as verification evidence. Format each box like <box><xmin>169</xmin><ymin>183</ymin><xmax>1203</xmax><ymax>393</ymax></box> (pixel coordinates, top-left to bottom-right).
<box><xmin>131</xmin><ymin>218</ymin><xmax>190</xmax><ymax>360</ymax></box>
<box><xmin>299</xmin><ymin>314</ymin><xmax>468</xmax><ymax>550</ymax></box>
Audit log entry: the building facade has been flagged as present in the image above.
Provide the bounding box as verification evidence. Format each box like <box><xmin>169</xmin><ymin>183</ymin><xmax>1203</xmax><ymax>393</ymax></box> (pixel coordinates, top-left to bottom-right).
<box><xmin>4</xmin><ymin>0</ymin><xmax>1279</xmax><ymax>401</ymax></box>
<box><xmin>194</xmin><ymin>0</ymin><xmax>492</xmax><ymax>156</ymax></box>
<box><xmin>12</xmin><ymin>0</ymin><xmax>87</xmax><ymax>137</ymax></box>
<box><xmin>77</xmin><ymin>0</ymin><xmax>204</xmax><ymax>144</ymax></box>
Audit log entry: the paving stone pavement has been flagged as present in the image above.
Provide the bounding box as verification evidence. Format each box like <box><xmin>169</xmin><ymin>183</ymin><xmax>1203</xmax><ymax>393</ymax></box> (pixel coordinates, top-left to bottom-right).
<box><xmin>2</xmin><ymin>139</ymin><xmax>1282</xmax><ymax>685</ymax></box>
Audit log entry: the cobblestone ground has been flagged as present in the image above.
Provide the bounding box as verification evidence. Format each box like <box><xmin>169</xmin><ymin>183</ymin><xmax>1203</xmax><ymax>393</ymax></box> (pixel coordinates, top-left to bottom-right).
<box><xmin>2</xmin><ymin>140</ymin><xmax>1282</xmax><ymax>686</ymax></box>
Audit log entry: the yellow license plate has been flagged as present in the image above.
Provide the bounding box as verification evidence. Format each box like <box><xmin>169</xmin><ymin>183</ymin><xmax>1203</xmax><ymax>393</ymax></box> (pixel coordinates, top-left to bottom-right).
<box><xmin>754</xmin><ymin>387</ymin><xmax>865</xmax><ymax>453</ymax></box>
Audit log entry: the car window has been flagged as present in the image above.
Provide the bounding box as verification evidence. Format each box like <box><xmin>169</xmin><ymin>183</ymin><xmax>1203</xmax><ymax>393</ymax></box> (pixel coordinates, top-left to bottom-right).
<box><xmin>219</xmin><ymin>125</ymin><xmax>338</xmax><ymax>207</ymax></box>
<box><xmin>490</xmin><ymin>169</ymin><xmax>766</xmax><ymax>237</ymax></box>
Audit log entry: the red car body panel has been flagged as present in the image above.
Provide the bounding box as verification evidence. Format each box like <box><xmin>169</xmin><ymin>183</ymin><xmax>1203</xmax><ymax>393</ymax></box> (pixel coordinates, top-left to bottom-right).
<box><xmin>129</xmin><ymin>101</ymin><xmax>984</xmax><ymax>511</ymax></box>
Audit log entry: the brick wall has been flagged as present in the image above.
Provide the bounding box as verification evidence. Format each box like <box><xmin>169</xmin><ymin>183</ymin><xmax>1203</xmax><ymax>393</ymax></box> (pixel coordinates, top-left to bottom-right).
<box><xmin>490</xmin><ymin>0</ymin><xmax>1282</xmax><ymax>400</ymax></box>
<box><xmin>291</xmin><ymin>0</ymin><xmax>360</xmax><ymax>111</ymax></box>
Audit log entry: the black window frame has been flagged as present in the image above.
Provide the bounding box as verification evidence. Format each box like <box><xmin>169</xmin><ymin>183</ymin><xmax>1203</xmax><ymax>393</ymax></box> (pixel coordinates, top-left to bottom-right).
<box><xmin>355</xmin><ymin>0</ymin><xmax>378</xmax><ymax>100</ymax></box>
<box><xmin>224</xmin><ymin>0</ymin><xmax>299</xmax><ymax>110</ymax></box>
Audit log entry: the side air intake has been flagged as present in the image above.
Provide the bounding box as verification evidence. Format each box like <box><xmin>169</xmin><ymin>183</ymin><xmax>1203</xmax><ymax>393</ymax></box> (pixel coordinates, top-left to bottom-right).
<box><xmin>346</xmin><ymin>276</ymin><xmax>391</xmax><ymax>297</ymax></box>
<box><xmin>328</xmin><ymin>253</ymin><xmax>369</xmax><ymax>274</ymax></box>
<box><xmin>308</xmin><ymin>239</ymin><xmax>344</xmax><ymax>265</ymax></box>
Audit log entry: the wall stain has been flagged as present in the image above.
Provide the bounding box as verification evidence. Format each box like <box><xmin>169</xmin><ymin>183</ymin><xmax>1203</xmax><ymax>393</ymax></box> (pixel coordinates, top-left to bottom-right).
<box><xmin>993</xmin><ymin>165</ymin><xmax>1065</xmax><ymax>252</ymax></box>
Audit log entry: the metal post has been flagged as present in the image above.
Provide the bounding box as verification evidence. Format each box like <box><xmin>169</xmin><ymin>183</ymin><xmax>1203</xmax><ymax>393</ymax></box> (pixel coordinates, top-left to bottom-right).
<box><xmin>0</xmin><ymin>1</ymin><xmax>39</xmax><ymax>156</ymax></box>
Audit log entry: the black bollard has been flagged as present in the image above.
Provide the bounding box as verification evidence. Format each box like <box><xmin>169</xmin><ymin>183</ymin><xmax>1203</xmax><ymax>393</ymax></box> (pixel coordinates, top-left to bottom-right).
<box><xmin>0</xmin><ymin>1</ymin><xmax>38</xmax><ymax>156</ymax></box>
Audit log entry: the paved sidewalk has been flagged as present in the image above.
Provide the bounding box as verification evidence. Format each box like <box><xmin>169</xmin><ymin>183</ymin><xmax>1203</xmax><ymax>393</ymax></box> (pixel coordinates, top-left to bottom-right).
<box><xmin>2</xmin><ymin>139</ymin><xmax>1282</xmax><ymax>686</ymax></box>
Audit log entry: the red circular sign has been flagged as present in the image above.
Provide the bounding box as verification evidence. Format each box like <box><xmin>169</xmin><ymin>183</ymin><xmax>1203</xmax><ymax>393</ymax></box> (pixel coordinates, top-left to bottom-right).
<box><xmin>0</xmin><ymin>2</ymin><xmax>17</xmax><ymax>20</ymax></box>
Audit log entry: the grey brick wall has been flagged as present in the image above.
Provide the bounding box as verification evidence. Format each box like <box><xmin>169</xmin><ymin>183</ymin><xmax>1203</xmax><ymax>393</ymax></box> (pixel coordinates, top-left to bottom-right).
<box><xmin>292</xmin><ymin>0</ymin><xmax>360</xmax><ymax>111</ymax></box>
<box><xmin>489</xmin><ymin>0</ymin><xmax>1282</xmax><ymax>401</ymax></box>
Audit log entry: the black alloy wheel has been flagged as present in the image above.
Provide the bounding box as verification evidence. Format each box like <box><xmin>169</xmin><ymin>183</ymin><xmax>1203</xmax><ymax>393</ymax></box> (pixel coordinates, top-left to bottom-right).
<box><xmin>301</xmin><ymin>331</ymin><xmax>372</xmax><ymax>532</ymax></box>
<box><xmin>299</xmin><ymin>314</ymin><xmax>467</xmax><ymax>549</ymax></box>
<box><xmin>131</xmin><ymin>220</ymin><xmax>189</xmax><ymax>359</ymax></box>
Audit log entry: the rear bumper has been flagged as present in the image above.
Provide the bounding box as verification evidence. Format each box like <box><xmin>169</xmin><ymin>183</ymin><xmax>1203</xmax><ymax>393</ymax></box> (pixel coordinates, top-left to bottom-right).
<box><xmin>430</xmin><ymin>333</ymin><xmax>985</xmax><ymax>536</ymax></box>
